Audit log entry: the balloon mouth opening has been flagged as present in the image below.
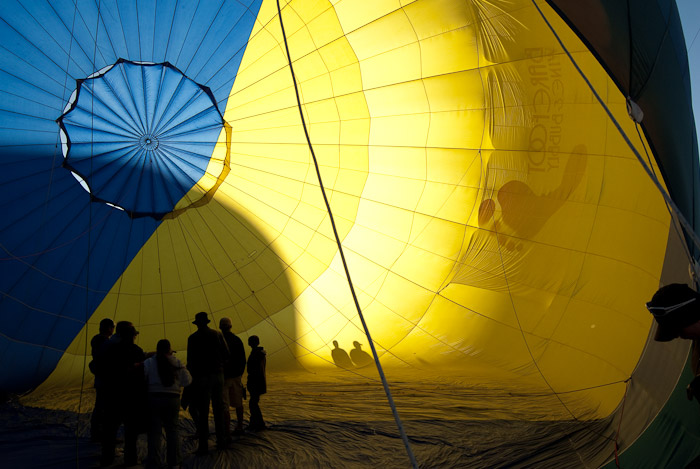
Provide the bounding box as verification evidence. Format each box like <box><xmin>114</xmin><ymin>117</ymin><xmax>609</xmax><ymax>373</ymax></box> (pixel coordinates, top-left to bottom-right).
<box><xmin>56</xmin><ymin>58</ymin><xmax>230</xmax><ymax>220</ymax></box>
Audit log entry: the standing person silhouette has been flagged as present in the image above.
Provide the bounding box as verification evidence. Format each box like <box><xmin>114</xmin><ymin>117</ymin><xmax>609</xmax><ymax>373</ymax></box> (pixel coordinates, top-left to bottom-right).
<box><xmin>144</xmin><ymin>339</ymin><xmax>192</xmax><ymax>469</ymax></box>
<box><xmin>219</xmin><ymin>317</ymin><xmax>247</xmax><ymax>437</ymax></box>
<box><xmin>89</xmin><ymin>318</ymin><xmax>114</xmax><ymax>443</ymax></box>
<box><xmin>98</xmin><ymin>321</ymin><xmax>146</xmax><ymax>467</ymax></box>
<box><xmin>331</xmin><ymin>340</ymin><xmax>353</xmax><ymax>369</ymax></box>
<box><xmin>246</xmin><ymin>335</ymin><xmax>267</xmax><ymax>431</ymax></box>
<box><xmin>350</xmin><ymin>341</ymin><xmax>373</xmax><ymax>368</ymax></box>
<box><xmin>187</xmin><ymin>312</ymin><xmax>230</xmax><ymax>454</ymax></box>
<box><xmin>647</xmin><ymin>284</ymin><xmax>700</xmax><ymax>399</ymax></box>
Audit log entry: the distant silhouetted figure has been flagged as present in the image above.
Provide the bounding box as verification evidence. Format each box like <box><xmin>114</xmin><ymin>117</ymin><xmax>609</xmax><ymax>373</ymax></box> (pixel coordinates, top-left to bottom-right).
<box><xmin>90</xmin><ymin>318</ymin><xmax>114</xmax><ymax>442</ymax></box>
<box><xmin>144</xmin><ymin>339</ymin><xmax>192</xmax><ymax>468</ymax></box>
<box><xmin>98</xmin><ymin>321</ymin><xmax>146</xmax><ymax>467</ymax></box>
<box><xmin>246</xmin><ymin>335</ymin><xmax>267</xmax><ymax>431</ymax></box>
<box><xmin>350</xmin><ymin>341</ymin><xmax>373</xmax><ymax>368</ymax></box>
<box><xmin>220</xmin><ymin>317</ymin><xmax>247</xmax><ymax>437</ymax></box>
<box><xmin>187</xmin><ymin>312</ymin><xmax>230</xmax><ymax>454</ymax></box>
<box><xmin>331</xmin><ymin>340</ymin><xmax>353</xmax><ymax>369</ymax></box>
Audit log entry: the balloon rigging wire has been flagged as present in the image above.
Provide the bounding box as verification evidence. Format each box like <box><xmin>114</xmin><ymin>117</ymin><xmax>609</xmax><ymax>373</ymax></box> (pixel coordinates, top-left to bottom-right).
<box><xmin>274</xmin><ymin>1</ymin><xmax>419</xmax><ymax>467</ymax></box>
<box><xmin>487</xmin><ymin>0</ymin><xmax>668</xmax><ymax>452</ymax></box>
<box><xmin>634</xmin><ymin>122</ymin><xmax>698</xmax><ymax>280</ymax></box>
<box><xmin>489</xmin><ymin>181</ymin><xmax>587</xmax><ymax>423</ymax></box>
<box><xmin>680</xmin><ymin>15</ymin><xmax>700</xmax><ymax>84</ymax></box>
<box><xmin>613</xmin><ymin>379</ymin><xmax>631</xmax><ymax>468</ymax></box>
<box><xmin>470</xmin><ymin>6</ymin><xmax>591</xmax><ymax>438</ymax></box>
<box><xmin>193</xmin><ymin>193</ymin><xmax>433</xmax><ymax>370</ymax></box>
<box><xmin>75</xmin><ymin>0</ymin><xmax>103</xmax><ymax>463</ymax></box>
<box><xmin>170</xmin><ymin>182</ymin><xmax>596</xmax><ymax>389</ymax></box>
<box><xmin>168</xmin><ymin>172</ymin><xmax>423</xmax><ymax>372</ymax></box>
<box><xmin>188</xmin><ymin>137</ymin><xmax>523</xmax><ymax>370</ymax></box>
<box><xmin>531</xmin><ymin>0</ymin><xmax>700</xmax><ymax>254</ymax></box>
<box><xmin>24</xmin><ymin>0</ymin><xmax>84</xmax><ymax>399</ymax></box>
<box><xmin>63</xmin><ymin>3</ymin><xmax>82</xmax><ymax>465</ymax></box>
<box><xmin>169</xmin><ymin>202</ymin><xmax>420</xmax><ymax>388</ymax></box>
<box><xmin>532</xmin><ymin>0</ymin><xmax>700</xmax><ymax>453</ymax></box>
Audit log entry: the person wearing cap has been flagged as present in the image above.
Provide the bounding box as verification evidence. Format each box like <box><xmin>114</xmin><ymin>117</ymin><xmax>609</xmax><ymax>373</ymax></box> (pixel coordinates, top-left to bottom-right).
<box><xmin>219</xmin><ymin>317</ymin><xmax>247</xmax><ymax>436</ymax></box>
<box><xmin>89</xmin><ymin>318</ymin><xmax>114</xmax><ymax>442</ymax></box>
<box><xmin>98</xmin><ymin>321</ymin><xmax>146</xmax><ymax>467</ymax></box>
<box><xmin>349</xmin><ymin>340</ymin><xmax>373</xmax><ymax>368</ymax></box>
<box><xmin>647</xmin><ymin>283</ymin><xmax>700</xmax><ymax>402</ymax></box>
<box><xmin>187</xmin><ymin>312</ymin><xmax>230</xmax><ymax>453</ymax></box>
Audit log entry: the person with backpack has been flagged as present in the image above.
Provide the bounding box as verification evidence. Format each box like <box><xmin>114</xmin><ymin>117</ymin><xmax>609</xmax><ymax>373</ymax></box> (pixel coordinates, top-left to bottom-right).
<box><xmin>144</xmin><ymin>339</ymin><xmax>192</xmax><ymax>468</ymax></box>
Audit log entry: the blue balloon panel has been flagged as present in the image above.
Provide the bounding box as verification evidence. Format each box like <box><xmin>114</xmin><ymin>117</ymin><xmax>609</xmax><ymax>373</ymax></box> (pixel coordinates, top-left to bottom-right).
<box><xmin>59</xmin><ymin>60</ymin><xmax>224</xmax><ymax>218</ymax></box>
<box><xmin>0</xmin><ymin>0</ymin><xmax>263</xmax><ymax>392</ymax></box>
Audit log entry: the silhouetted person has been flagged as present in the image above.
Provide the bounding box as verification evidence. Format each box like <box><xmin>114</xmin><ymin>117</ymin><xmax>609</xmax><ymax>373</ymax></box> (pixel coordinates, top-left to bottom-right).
<box><xmin>144</xmin><ymin>339</ymin><xmax>192</xmax><ymax>469</ymax></box>
<box><xmin>187</xmin><ymin>312</ymin><xmax>230</xmax><ymax>453</ymax></box>
<box><xmin>331</xmin><ymin>340</ymin><xmax>353</xmax><ymax>369</ymax></box>
<box><xmin>647</xmin><ymin>283</ymin><xmax>700</xmax><ymax>402</ymax></box>
<box><xmin>98</xmin><ymin>321</ymin><xmax>146</xmax><ymax>467</ymax></box>
<box><xmin>219</xmin><ymin>317</ymin><xmax>247</xmax><ymax>436</ymax></box>
<box><xmin>90</xmin><ymin>318</ymin><xmax>114</xmax><ymax>442</ymax></box>
<box><xmin>350</xmin><ymin>340</ymin><xmax>373</xmax><ymax>368</ymax></box>
<box><xmin>649</xmin><ymin>283</ymin><xmax>700</xmax><ymax>469</ymax></box>
<box><xmin>246</xmin><ymin>335</ymin><xmax>267</xmax><ymax>431</ymax></box>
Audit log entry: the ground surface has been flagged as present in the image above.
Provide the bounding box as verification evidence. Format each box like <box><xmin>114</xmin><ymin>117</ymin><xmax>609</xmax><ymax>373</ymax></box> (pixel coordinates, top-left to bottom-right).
<box><xmin>0</xmin><ymin>371</ymin><xmax>611</xmax><ymax>468</ymax></box>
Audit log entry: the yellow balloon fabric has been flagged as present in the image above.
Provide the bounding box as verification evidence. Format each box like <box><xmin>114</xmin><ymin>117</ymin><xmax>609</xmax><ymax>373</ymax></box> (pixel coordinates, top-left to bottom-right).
<box><xmin>39</xmin><ymin>0</ymin><xmax>674</xmax><ymax>429</ymax></box>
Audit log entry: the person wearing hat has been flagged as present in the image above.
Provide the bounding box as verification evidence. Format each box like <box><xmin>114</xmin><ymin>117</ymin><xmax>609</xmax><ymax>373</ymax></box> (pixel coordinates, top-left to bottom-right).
<box><xmin>349</xmin><ymin>340</ymin><xmax>373</xmax><ymax>368</ymax></box>
<box><xmin>98</xmin><ymin>321</ymin><xmax>146</xmax><ymax>467</ymax></box>
<box><xmin>647</xmin><ymin>283</ymin><xmax>700</xmax><ymax>402</ymax></box>
<box><xmin>187</xmin><ymin>312</ymin><xmax>230</xmax><ymax>453</ymax></box>
<box><xmin>89</xmin><ymin>318</ymin><xmax>114</xmax><ymax>442</ymax></box>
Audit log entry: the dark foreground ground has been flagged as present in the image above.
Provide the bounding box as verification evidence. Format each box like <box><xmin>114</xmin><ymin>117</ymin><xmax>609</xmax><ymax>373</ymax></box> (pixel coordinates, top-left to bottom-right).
<box><xmin>0</xmin><ymin>372</ymin><xmax>612</xmax><ymax>468</ymax></box>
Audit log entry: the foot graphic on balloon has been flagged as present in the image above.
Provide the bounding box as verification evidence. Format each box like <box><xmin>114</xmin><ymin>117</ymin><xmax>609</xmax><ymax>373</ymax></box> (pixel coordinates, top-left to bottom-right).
<box><xmin>478</xmin><ymin>144</ymin><xmax>588</xmax><ymax>247</ymax></box>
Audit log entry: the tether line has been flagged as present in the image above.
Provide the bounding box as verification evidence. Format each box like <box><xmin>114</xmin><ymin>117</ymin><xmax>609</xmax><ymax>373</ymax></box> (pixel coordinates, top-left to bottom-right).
<box><xmin>274</xmin><ymin>2</ymin><xmax>418</xmax><ymax>467</ymax></box>
<box><xmin>533</xmin><ymin>0</ymin><xmax>700</xmax><ymax>455</ymax></box>
<box><xmin>76</xmin><ymin>0</ymin><xmax>103</xmax><ymax>466</ymax></box>
<box><xmin>533</xmin><ymin>0</ymin><xmax>700</xmax><ymax>252</ymax></box>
